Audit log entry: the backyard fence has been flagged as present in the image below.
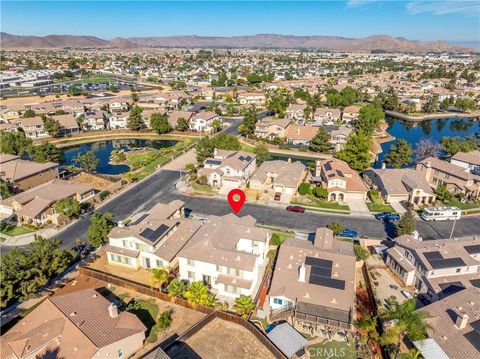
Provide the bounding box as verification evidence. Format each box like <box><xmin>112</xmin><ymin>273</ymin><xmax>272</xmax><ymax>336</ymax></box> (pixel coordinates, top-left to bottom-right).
<box><xmin>79</xmin><ymin>266</ymin><xmax>287</xmax><ymax>359</ymax></box>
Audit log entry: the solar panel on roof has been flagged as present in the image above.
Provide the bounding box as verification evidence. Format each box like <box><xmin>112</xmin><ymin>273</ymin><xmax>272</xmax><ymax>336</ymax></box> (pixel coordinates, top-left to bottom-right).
<box><xmin>424</xmin><ymin>251</ymin><xmax>466</xmax><ymax>269</ymax></box>
<box><xmin>309</xmin><ymin>276</ymin><xmax>346</xmax><ymax>290</ymax></box>
<box><xmin>336</xmin><ymin>170</ymin><xmax>344</xmax><ymax>178</ymax></box>
<box><xmin>438</xmin><ymin>281</ymin><xmax>465</xmax><ymax>295</ymax></box>
<box><xmin>328</xmin><ymin>173</ymin><xmax>335</xmax><ymax>178</ymax></box>
<box><xmin>305</xmin><ymin>257</ymin><xmax>333</xmax><ymax>269</ymax></box>
<box><xmin>324</xmin><ymin>163</ymin><xmax>332</xmax><ymax>171</ymax></box>
<box><xmin>465</xmin><ymin>245</ymin><xmax>480</xmax><ymax>254</ymax></box>
<box><xmin>131</xmin><ymin>214</ymin><xmax>148</xmax><ymax>225</ymax></box>
<box><xmin>424</xmin><ymin>251</ymin><xmax>443</xmax><ymax>261</ymax></box>
<box><xmin>245</xmin><ymin>155</ymin><xmax>252</xmax><ymax>161</ymax></box>
<box><xmin>305</xmin><ymin>257</ymin><xmax>345</xmax><ymax>290</ymax></box>
<box><xmin>140</xmin><ymin>224</ymin><xmax>170</xmax><ymax>242</ymax></box>
<box><xmin>205</xmin><ymin>159</ymin><xmax>221</xmax><ymax>165</ymax></box>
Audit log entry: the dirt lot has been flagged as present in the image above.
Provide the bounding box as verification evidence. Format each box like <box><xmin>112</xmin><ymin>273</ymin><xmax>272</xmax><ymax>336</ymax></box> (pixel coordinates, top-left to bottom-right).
<box><xmin>167</xmin><ymin>318</ymin><xmax>276</xmax><ymax>359</ymax></box>
<box><xmin>69</xmin><ymin>172</ymin><xmax>114</xmax><ymax>191</ymax></box>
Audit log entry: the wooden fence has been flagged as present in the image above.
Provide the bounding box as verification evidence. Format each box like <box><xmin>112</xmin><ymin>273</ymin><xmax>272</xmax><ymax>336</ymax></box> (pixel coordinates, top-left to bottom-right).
<box><xmin>79</xmin><ymin>266</ymin><xmax>288</xmax><ymax>359</ymax></box>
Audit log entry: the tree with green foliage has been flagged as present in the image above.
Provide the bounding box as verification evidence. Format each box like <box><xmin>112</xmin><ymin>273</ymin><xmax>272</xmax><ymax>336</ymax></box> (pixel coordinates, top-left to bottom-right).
<box><xmin>0</xmin><ymin>179</ymin><xmax>13</xmax><ymax>200</ymax></box>
<box><xmin>54</xmin><ymin>198</ymin><xmax>81</xmax><ymax>218</ymax></box>
<box><xmin>354</xmin><ymin>245</ymin><xmax>370</xmax><ymax>261</ymax></box>
<box><xmin>312</xmin><ymin>186</ymin><xmax>328</xmax><ymax>199</ymax></box>
<box><xmin>74</xmin><ymin>150</ymin><xmax>99</xmax><ymax>172</ymax></box>
<box><xmin>355</xmin><ymin>314</ymin><xmax>379</xmax><ymax>346</ymax></box>
<box><xmin>233</xmin><ymin>295</ymin><xmax>256</xmax><ymax>318</ymax></box>
<box><xmin>87</xmin><ymin>212</ymin><xmax>115</xmax><ymax>248</ymax></box>
<box><xmin>30</xmin><ymin>141</ymin><xmax>62</xmax><ymax>163</ymax></box>
<box><xmin>0</xmin><ymin>236</ymin><xmax>73</xmax><ymax>308</ymax></box>
<box><xmin>441</xmin><ymin>136</ymin><xmax>479</xmax><ymax>156</ymax></box>
<box><xmin>150</xmin><ymin>113</ymin><xmax>171</xmax><ymax>134</ymax></box>
<box><xmin>253</xmin><ymin>145</ymin><xmax>271</xmax><ymax>165</ymax></box>
<box><xmin>0</xmin><ymin>132</ymin><xmax>33</xmax><ymax>157</ymax></box>
<box><xmin>355</xmin><ymin>104</ymin><xmax>384</xmax><ymax>136</ymax></box>
<box><xmin>212</xmin><ymin>119</ymin><xmax>222</xmax><ymax>132</ymax></box>
<box><xmin>266</xmin><ymin>88</ymin><xmax>293</xmax><ymax>116</ymax></box>
<box><xmin>167</xmin><ymin>279</ymin><xmax>186</xmax><ymax>298</ymax></box>
<box><xmin>127</xmin><ymin>105</ymin><xmax>145</xmax><ymax>131</ymax></box>
<box><xmin>336</xmin><ymin>133</ymin><xmax>372</xmax><ymax>171</ymax></box>
<box><xmin>151</xmin><ymin>267</ymin><xmax>173</xmax><ymax>290</ymax></box>
<box><xmin>327</xmin><ymin>221</ymin><xmax>344</xmax><ymax>234</ymax></box>
<box><xmin>422</xmin><ymin>95</ymin><xmax>439</xmax><ymax>113</ymax></box>
<box><xmin>157</xmin><ymin>310</ymin><xmax>173</xmax><ymax>329</ymax></box>
<box><xmin>435</xmin><ymin>185</ymin><xmax>453</xmax><ymax>202</ymax></box>
<box><xmin>455</xmin><ymin>97</ymin><xmax>476</xmax><ymax>112</ymax></box>
<box><xmin>239</xmin><ymin>106</ymin><xmax>258</xmax><ymax>136</ymax></box>
<box><xmin>175</xmin><ymin>118</ymin><xmax>189</xmax><ymax>131</ymax></box>
<box><xmin>42</xmin><ymin>116</ymin><xmax>61</xmax><ymax>138</ymax></box>
<box><xmin>184</xmin><ymin>281</ymin><xmax>217</xmax><ymax>306</ymax></box>
<box><xmin>131</xmin><ymin>91</ymin><xmax>139</xmax><ymax>103</ymax></box>
<box><xmin>380</xmin><ymin>299</ymin><xmax>431</xmax><ymax>359</ymax></box>
<box><xmin>384</xmin><ymin>139</ymin><xmax>413</xmax><ymax>168</ymax></box>
<box><xmin>298</xmin><ymin>182</ymin><xmax>311</xmax><ymax>195</ymax></box>
<box><xmin>22</xmin><ymin>109</ymin><xmax>36</xmax><ymax>118</ymax></box>
<box><xmin>309</xmin><ymin>127</ymin><xmax>333</xmax><ymax>153</ymax></box>
<box><xmin>396</xmin><ymin>209</ymin><xmax>416</xmax><ymax>237</ymax></box>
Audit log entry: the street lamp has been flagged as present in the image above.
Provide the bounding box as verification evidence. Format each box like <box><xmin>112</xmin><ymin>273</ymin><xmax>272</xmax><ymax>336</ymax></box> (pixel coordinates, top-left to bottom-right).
<box><xmin>449</xmin><ymin>218</ymin><xmax>457</xmax><ymax>239</ymax></box>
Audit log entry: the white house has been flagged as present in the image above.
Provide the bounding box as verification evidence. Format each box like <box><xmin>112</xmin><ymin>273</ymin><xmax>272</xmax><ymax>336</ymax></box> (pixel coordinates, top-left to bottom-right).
<box><xmin>198</xmin><ymin>149</ymin><xmax>256</xmax><ymax>192</ymax></box>
<box><xmin>83</xmin><ymin>111</ymin><xmax>107</xmax><ymax>131</ymax></box>
<box><xmin>178</xmin><ymin>213</ymin><xmax>271</xmax><ymax>301</ymax></box>
<box><xmin>108</xmin><ymin>111</ymin><xmax>129</xmax><ymax>129</ymax></box>
<box><xmin>105</xmin><ymin>200</ymin><xmax>202</xmax><ymax>270</ymax></box>
<box><xmin>238</xmin><ymin>92</ymin><xmax>266</xmax><ymax>106</ymax></box>
<box><xmin>189</xmin><ymin>111</ymin><xmax>222</xmax><ymax>133</ymax></box>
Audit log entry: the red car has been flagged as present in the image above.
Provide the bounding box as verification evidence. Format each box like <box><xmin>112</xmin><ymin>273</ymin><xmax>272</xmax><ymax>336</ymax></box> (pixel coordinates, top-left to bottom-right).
<box><xmin>286</xmin><ymin>205</ymin><xmax>305</xmax><ymax>213</ymax></box>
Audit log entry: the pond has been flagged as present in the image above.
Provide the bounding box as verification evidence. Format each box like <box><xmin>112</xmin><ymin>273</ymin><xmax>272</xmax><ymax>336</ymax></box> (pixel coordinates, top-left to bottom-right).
<box><xmin>62</xmin><ymin>138</ymin><xmax>178</xmax><ymax>175</ymax></box>
<box><xmin>375</xmin><ymin>117</ymin><xmax>480</xmax><ymax>168</ymax></box>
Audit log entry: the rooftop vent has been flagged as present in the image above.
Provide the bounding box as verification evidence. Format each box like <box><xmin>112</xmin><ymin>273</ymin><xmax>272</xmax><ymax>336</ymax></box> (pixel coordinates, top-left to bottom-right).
<box><xmin>108</xmin><ymin>303</ymin><xmax>119</xmax><ymax>318</ymax></box>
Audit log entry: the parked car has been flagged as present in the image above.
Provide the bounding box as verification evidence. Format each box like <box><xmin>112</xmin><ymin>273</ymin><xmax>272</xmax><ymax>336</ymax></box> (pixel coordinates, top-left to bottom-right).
<box><xmin>375</xmin><ymin>212</ymin><xmax>401</xmax><ymax>221</ymax></box>
<box><xmin>286</xmin><ymin>205</ymin><xmax>305</xmax><ymax>213</ymax></box>
<box><xmin>274</xmin><ymin>192</ymin><xmax>281</xmax><ymax>201</ymax></box>
<box><xmin>336</xmin><ymin>228</ymin><xmax>358</xmax><ymax>238</ymax></box>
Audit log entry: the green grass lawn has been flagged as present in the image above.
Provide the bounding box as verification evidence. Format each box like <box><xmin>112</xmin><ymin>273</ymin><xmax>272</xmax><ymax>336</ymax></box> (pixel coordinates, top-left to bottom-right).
<box><xmin>0</xmin><ymin>223</ymin><xmax>35</xmax><ymax>236</ymax></box>
<box><xmin>240</xmin><ymin>142</ymin><xmax>257</xmax><ymax>153</ymax></box>
<box><xmin>442</xmin><ymin>199</ymin><xmax>480</xmax><ymax>210</ymax></box>
<box><xmin>191</xmin><ymin>182</ymin><xmax>216</xmax><ymax>194</ymax></box>
<box><xmin>308</xmin><ymin>339</ymin><xmax>362</xmax><ymax>359</ymax></box>
<box><xmin>269</xmin><ymin>229</ymin><xmax>295</xmax><ymax>246</ymax></box>
<box><xmin>126</xmin><ymin>298</ymin><xmax>159</xmax><ymax>342</ymax></box>
<box><xmin>292</xmin><ymin>195</ymin><xmax>350</xmax><ymax>211</ymax></box>
<box><xmin>367</xmin><ymin>202</ymin><xmax>395</xmax><ymax>213</ymax></box>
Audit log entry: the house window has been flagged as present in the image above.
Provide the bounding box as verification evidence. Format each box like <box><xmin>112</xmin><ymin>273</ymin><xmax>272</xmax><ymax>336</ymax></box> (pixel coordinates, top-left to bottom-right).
<box><xmin>156</xmin><ymin>259</ymin><xmax>164</xmax><ymax>268</ymax></box>
<box><xmin>187</xmin><ymin>259</ymin><xmax>195</xmax><ymax>267</ymax></box>
<box><xmin>273</xmin><ymin>298</ymin><xmax>283</xmax><ymax>305</ymax></box>
<box><xmin>117</xmin><ymin>347</ymin><xmax>123</xmax><ymax>358</ymax></box>
<box><xmin>187</xmin><ymin>271</ymin><xmax>195</xmax><ymax>281</ymax></box>
<box><xmin>456</xmin><ymin>268</ymin><xmax>461</xmax><ymax>273</ymax></box>
<box><xmin>122</xmin><ymin>240</ymin><xmax>129</xmax><ymax>248</ymax></box>
<box><xmin>224</xmin><ymin>284</ymin><xmax>238</xmax><ymax>294</ymax></box>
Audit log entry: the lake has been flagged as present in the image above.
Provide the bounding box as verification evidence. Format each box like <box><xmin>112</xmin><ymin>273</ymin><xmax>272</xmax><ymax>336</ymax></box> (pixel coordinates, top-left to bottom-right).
<box><xmin>375</xmin><ymin>117</ymin><xmax>480</xmax><ymax>167</ymax></box>
<box><xmin>62</xmin><ymin>138</ymin><xmax>178</xmax><ymax>175</ymax></box>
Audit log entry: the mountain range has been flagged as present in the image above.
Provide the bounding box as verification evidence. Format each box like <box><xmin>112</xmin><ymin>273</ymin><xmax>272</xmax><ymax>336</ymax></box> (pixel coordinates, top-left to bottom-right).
<box><xmin>0</xmin><ymin>33</ymin><xmax>473</xmax><ymax>53</ymax></box>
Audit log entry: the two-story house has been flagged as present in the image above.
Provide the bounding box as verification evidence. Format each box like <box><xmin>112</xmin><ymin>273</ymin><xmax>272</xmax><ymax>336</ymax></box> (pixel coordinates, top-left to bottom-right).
<box><xmin>284</xmin><ymin>124</ymin><xmax>318</xmax><ymax>146</ymax></box>
<box><xmin>342</xmin><ymin>105</ymin><xmax>361</xmax><ymax>123</ymax></box>
<box><xmin>198</xmin><ymin>149</ymin><xmax>257</xmax><ymax>192</ymax></box>
<box><xmin>189</xmin><ymin>111</ymin><xmax>222</xmax><ymax>133</ymax></box>
<box><xmin>20</xmin><ymin>117</ymin><xmax>48</xmax><ymax>139</ymax></box>
<box><xmin>83</xmin><ymin>111</ymin><xmax>107</xmax><ymax>131</ymax></box>
<box><xmin>268</xmin><ymin>228</ymin><xmax>356</xmax><ymax>333</ymax></box>
<box><xmin>286</xmin><ymin>104</ymin><xmax>307</xmax><ymax>121</ymax></box>
<box><xmin>238</xmin><ymin>92</ymin><xmax>266</xmax><ymax>106</ymax></box>
<box><xmin>254</xmin><ymin>117</ymin><xmax>290</xmax><ymax>140</ymax></box>
<box><xmin>313</xmin><ymin>158</ymin><xmax>368</xmax><ymax>202</ymax></box>
<box><xmin>108</xmin><ymin>111</ymin><xmax>129</xmax><ymax>129</ymax></box>
<box><xmin>451</xmin><ymin>150</ymin><xmax>480</xmax><ymax>174</ymax></box>
<box><xmin>416</xmin><ymin>157</ymin><xmax>480</xmax><ymax>201</ymax></box>
<box><xmin>106</xmin><ymin>200</ymin><xmax>202</xmax><ymax>270</ymax></box>
<box><xmin>313</xmin><ymin>108</ymin><xmax>341</xmax><ymax>125</ymax></box>
<box><xmin>386</xmin><ymin>233</ymin><xmax>480</xmax><ymax>302</ymax></box>
<box><xmin>178</xmin><ymin>213</ymin><xmax>271</xmax><ymax>301</ymax></box>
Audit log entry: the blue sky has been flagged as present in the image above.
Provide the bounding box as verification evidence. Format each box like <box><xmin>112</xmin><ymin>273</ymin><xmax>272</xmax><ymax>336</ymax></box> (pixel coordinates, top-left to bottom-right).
<box><xmin>1</xmin><ymin>1</ymin><xmax>479</xmax><ymax>42</ymax></box>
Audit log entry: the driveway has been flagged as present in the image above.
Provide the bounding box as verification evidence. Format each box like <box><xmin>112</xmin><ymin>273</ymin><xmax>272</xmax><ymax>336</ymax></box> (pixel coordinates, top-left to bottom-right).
<box><xmin>345</xmin><ymin>198</ymin><xmax>371</xmax><ymax>216</ymax></box>
<box><xmin>390</xmin><ymin>201</ymin><xmax>407</xmax><ymax>214</ymax></box>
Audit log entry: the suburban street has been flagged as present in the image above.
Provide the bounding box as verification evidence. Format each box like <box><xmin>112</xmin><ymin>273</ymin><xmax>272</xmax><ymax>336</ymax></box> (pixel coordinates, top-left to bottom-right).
<box><xmin>49</xmin><ymin>168</ymin><xmax>480</xmax><ymax>250</ymax></box>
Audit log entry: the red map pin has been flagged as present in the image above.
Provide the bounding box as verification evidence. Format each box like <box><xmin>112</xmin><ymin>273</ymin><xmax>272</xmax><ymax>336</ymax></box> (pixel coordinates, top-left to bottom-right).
<box><xmin>227</xmin><ymin>189</ymin><xmax>246</xmax><ymax>215</ymax></box>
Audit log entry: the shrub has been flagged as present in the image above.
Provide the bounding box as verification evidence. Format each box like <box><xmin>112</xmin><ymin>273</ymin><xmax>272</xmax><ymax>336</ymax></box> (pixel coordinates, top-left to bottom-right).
<box><xmin>354</xmin><ymin>245</ymin><xmax>370</xmax><ymax>261</ymax></box>
<box><xmin>312</xmin><ymin>186</ymin><xmax>328</xmax><ymax>199</ymax></box>
<box><xmin>196</xmin><ymin>175</ymin><xmax>208</xmax><ymax>185</ymax></box>
<box><xmin>327</xmin><ymin>221</ymin><xmax>344</xmax><ymax>234</ymax></box>
<box><xmin>298</xmin><ymin>182</ymin><xmax>311</xmax><ymax>195</ymax></box>
<box><xmin>99</xmin><ymin>190</ymin><xmax>110</xmax><ymax>201</ymax></box>
<box><xmin>157</xmin><ymin>310</ymin><xmax>173</xmax><ymax>329</ymax></box>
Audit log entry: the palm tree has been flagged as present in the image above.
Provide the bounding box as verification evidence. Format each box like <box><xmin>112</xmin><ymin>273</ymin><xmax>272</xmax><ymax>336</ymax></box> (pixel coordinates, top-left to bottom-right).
<box><xmin>233</xmin><ymin>295</ymin><xmax>256</xmax><ymax>318</ymax></box>
<box><xmin>167</xmin><ymin>279</ymin><xmax>186</xmax><ymax>298</ymax></box>
<box><xmin>151</xmin><ymin>267</ymin><xmax>173</xmax><ymax>291</ymax></box>
<box><xmin>184</xmin><ymin>281</ymin><xmax>217</xmax><ymax>306</ymax></box>
<box><xmin>380</xmin><ymin>299</ymin><xmax>432</xmax><ymax>359</ymax></box>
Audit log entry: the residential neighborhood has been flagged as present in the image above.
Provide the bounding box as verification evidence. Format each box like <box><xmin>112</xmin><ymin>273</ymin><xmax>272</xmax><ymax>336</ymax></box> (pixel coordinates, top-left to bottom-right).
<box><xmin>1</xmin><ymin>1</ymin><xmax>480</xmax><ymax>358</ymax></box>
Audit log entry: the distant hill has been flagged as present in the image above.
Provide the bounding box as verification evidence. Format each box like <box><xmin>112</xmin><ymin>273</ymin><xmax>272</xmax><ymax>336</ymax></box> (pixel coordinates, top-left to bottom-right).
<box><xmin>0</xmin><ymin>32</ymin><xmax>473</xmax><ymax>53</ymax></box>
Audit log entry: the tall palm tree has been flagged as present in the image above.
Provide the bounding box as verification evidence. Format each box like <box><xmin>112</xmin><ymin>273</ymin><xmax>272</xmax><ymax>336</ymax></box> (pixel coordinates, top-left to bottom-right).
<box><xmin>151</xmin><ymin>267</ymin><xmax>172</xmax><ymax>291</ymax></box>
<box><xmin>380</xmin><ymin>299</ymin><xmax>432</xmax><ymax>359</ymax></box>
<box><xmin>233</xmin><ymin>295</ymin><xmax>256</xmax><ymax>318</ymax></box>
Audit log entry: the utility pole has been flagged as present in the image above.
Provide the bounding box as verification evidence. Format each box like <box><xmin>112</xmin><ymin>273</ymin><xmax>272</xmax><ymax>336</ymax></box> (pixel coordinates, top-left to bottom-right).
<box><xmin>449</xmin><ymin>218</ymin><xmax>457</xmax><ymax>239</ymax></box>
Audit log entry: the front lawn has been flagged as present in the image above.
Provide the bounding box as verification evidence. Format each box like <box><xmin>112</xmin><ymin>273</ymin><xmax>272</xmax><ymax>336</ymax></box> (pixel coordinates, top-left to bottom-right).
<box><xmin>266</xmin><ymin>228</ymin><xmax>295</xmax><ymax>246</ymax></box>
<box><xmin>125</xmin><ymin>298</ymin><xmax>159</xmax><ymax>342</ymax></box>
<box><xmin>308</xmin><ymin>339</ymin><xmax>362</xmax><ymax>359</ymax></box>
<box><xmin>0</xmin><ymin>223</ymin><xmax>35</xmax><ymax>236</ymax></box>
<box><xmin>442</xmin><ymin>199</ymin><xmax>480</xmax><ymax>211</ymax></box>
<box><xmin>367</xmin><ymin>189</ymin><xmax>395</xmax><ymax>213</ymax></box>
<box><xmin>292</xmin><ymin>195</ymin><xmax>350</xmax><ymax>211</ymax></box>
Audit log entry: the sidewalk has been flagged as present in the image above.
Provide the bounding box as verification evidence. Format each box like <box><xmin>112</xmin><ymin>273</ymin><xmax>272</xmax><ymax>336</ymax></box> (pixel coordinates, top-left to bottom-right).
<box><xmin>0</xmin><ymin>227</ymin><xmax>58</xmax><ymax>247</ymax></box>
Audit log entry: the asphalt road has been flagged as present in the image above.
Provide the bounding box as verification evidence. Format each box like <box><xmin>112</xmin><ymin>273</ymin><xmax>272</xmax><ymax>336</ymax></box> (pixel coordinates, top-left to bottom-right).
<box><xmin>51</xmin><ymin>169</ymin><xmax>480</xmax><ymax>250</ymax></box>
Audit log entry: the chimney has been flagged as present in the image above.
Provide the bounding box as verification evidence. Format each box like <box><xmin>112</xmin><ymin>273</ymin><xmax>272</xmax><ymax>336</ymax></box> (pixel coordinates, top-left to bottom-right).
<box><xmin>297</xmin><ymin>128</ymin><xmax>300</xmax><ymax>135</ymax></box>
<box><xmin>108</xmin><ymin>303</ymin><xmax>119</xmax><ymax>318</ymax></box>
<box><xmin>298</xmin><ymin>264</ymin><xmax>306</xmax><ymax>282</ymax></box>
<box><xmin>288</xmin><ymin>157</ymin><xmax>292</xmax><ymax>163</ymax></box>
<box><xmin>455</xmin><ymin>310</ymin><xmax>469</xmax><ymax>330</ymax></box>
<box><xmin>118</xmin><ymin>220</ymin><xmax>125</xmax><ymax>228</ymax></box>
<box><xmin>381</xmin><ymin>162</ymin><xmax>387</xmax><ymax>170</ymax></box>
